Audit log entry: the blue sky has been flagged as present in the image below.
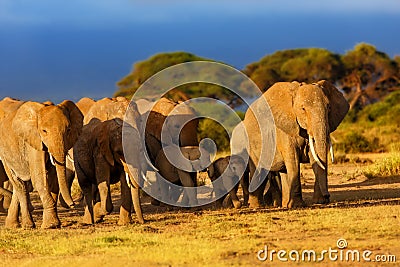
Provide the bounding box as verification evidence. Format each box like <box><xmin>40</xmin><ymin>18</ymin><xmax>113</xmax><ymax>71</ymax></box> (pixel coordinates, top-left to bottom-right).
<box><xmin>0</xmin><ymin>0</ymin><xmax>400</xmax><ymax>102</ymax></box>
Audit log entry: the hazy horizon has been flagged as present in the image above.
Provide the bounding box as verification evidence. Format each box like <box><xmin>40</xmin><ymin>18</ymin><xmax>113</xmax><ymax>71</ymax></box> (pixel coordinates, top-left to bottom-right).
<box><xmin>1</xmin><ymin>0</ymin><xmax>399</xmax><ymax>102</ymax></box>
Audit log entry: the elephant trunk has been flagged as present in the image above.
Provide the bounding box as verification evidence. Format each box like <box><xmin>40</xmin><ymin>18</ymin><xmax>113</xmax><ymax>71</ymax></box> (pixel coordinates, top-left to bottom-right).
<box><xmin>51</xmin><ymin>152</ymin><xmax>75</xmax><ymax>208</ymax></box>
<box><xmin>309</xmin><ymin>124</ymin><xmax>329</xmax><ymax>198</ymax></box>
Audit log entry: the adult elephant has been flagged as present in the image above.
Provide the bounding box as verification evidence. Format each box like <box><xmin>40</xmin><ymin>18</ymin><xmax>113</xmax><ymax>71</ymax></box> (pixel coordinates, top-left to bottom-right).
<box><xmin>136</xmin><ymin>98</ymin><xmax>199</xmax><ymax>205</ymax></box>
<box><xmin>74</xmin><ymin>118</ymin><xmax>145</xmax><ymax>225</ymax></box>
<box><xmin>243</xmin><ymin>80</ymin><xmax>349</xmax><ymax>208</ymax></box>
<box><xmin>137</xmin><ymin>98</ymin><xmax>199</xmax><ymax>164</ymax></box>
<box><xmin>0</xmin><ymin>101</ymin><xmax>83</xmax><ymax>228</ymax></box>
<box><xmin>76</xmin><ymin>97</ymin><xmax>96</xmax><ymax>117</ymax></box>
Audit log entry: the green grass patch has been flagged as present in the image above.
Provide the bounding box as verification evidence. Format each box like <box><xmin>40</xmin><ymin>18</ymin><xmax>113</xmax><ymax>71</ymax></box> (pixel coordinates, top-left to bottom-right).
<box><xmin>363</xmin><ymin>153</ymin><xmax>400</xmax><ymax>178</ymax></box>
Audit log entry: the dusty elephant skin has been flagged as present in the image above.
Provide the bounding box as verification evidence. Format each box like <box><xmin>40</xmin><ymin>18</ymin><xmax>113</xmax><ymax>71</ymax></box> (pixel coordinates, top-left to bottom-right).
<box><xmin>243</xmin><ymin>80</ymin><xmax>349</xmax><ymax>208</ymax></box>
<box><xmin>0</xmin><ymin>100</ymin><xmax>83</xmax><ymax>229</ymax></box>
<box><xmin>154</xmin><ymin>146</ymin><xmax>210</xmax><ymax>206</ymax></box>
<box><xmin>136</xmin><ymin>98</ymin><xmax>200</xmax><ymax>206</ymax></box>
<box><xmin>74</xmin><ymin>118</ymin><xmax>145</xmax><ymax>225</ymax></box>
<box><xmin>207</xmin><ymin>155</ymin><xmax>249</xmax><ymax>209</ymax></box>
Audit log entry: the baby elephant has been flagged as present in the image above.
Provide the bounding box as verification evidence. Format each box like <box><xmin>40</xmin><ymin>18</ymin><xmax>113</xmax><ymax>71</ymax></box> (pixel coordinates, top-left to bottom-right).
<box><xmin>208</xmin><ymin>155</ymin><xmax>249</xmax><ymax>209</ymax></box>
<box><xmin>154</xmin><ymin>145</ymin><xmax>210</xmax><ymax>206</ymax></box>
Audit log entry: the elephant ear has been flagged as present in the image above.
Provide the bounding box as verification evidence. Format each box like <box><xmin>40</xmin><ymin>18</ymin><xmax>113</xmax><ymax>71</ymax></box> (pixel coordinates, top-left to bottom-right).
<box><xmin>264</xmin><ymin>82</ymin><xmax>301</xmax><ymax>136</ymax></box>
<box><xmin>58</xmin><ymin>100</ymin><xmax>84</xmax><ymax>150</ymax></box>
<box><xmin>12</xmin><ymin>102</ymin><xmax>44</xmax><ymax>151</ymax></box>
<box><xmin>97</xmin><ymin>121</ymin><xmax>115</xmax><ymax>167</ymax></box>
<box><xmin>317</xmin><ymin>80</ymin><xmax>350</xmax><ymax>133</ymax></box>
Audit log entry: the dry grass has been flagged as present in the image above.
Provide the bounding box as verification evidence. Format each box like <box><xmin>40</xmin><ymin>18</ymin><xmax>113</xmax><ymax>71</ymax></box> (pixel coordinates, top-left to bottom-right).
<box><xmin>0</xmin><ymin>204</ymin><xmax>399</xmax><ymax>266</ymax></box>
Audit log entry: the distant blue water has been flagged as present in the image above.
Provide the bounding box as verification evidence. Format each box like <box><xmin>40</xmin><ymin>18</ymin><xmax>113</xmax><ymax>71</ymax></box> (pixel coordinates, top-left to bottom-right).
<box><xmin>0</xmin><ymin>13</ymin><xmax>399</xmax><ymax>103</ymax></box>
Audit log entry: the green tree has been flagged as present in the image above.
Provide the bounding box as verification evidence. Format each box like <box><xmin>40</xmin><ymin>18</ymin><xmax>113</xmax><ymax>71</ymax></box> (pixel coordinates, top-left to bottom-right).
<box><xmin>340</xmin><ymin>43</ymin><xmax>400</xmax><ymax>110</ymax></box>
<box><xmin>243</xmin><ymin>48</ymin><xmax>343</xmax><ymax>92</ymax></box>
<box><xmin>114</xmin><ymin>51</ymin><xmax>246</xmax><ymax>105</ymax></box>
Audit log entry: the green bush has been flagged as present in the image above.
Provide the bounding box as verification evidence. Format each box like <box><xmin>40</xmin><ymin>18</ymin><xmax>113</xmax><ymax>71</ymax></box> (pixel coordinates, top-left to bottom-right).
<box><xmin>338</xmin><ymin>131</ymin><xmax>376</xmax><ymax>153</ymax></box>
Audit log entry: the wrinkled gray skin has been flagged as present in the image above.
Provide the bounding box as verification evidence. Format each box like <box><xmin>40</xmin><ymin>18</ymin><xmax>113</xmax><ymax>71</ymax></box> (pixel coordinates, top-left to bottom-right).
<box><xmin>207</xmin><ymin>155</ymin><xmax>249</xmax><ymax>209</ymax></box>
<box><xmin>154</xmin><ymin>146</ymin><xmax>211</xmax><ymax>206</ymax></box>
<box><xmin>135</xmin><ymin>98</ymin><xmax>200</xmax><ymax>206</ymax></box>
<box><xmin>0</xmin><ymin>100</ymin><xmax>83</xmax><ymax>229</ymax></box>
<box><xmin>74</xmin><ymin>117</ymin><xmax>145</xmax><ymax>225</ymax></box>
<box><xmin>242</xmin><ymin>80</ymin><xmax>349</xmax><ymax>208</ymax></box>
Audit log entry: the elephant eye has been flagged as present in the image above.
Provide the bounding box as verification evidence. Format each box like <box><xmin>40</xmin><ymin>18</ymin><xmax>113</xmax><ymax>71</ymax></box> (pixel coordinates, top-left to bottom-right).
<box><xmin>42</xmin><ymin>129</ymin><xmax>48</xmax><ymax>134</ymax></box>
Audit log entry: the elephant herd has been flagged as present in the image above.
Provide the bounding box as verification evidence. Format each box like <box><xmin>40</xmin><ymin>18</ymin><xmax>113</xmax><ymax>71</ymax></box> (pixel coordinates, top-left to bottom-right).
<box><xmin>0</xmin><ymin>80</ymin><xmax>349</xmax><ymax>229</ymax></box>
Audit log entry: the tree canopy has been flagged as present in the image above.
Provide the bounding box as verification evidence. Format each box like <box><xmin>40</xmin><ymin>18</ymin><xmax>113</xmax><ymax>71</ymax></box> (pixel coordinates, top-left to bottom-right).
<box><xmin>115</xmin><ymin>44</ymin><xmax>400</xmax><ymax>111</ymax></box>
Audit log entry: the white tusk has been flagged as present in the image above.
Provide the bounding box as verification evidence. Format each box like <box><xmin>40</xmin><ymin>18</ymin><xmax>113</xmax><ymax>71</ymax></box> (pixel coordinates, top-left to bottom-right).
<box><xmin>309</xmin><ymin>135</ymin><xmax>325</xmax><ymax>170</ymax></box>
<box><xmin>141</xmin><ymin>171</ymin><xmax>151</xmax><ymax>185</ymax></box>
<box><xmin>49</xmin><ymin>154</ymin><xmax>56</xmax><ymax>166</ymax></box>
<box><xmin>125</xmin><ymin>172</ymin><xmax>132</xmax><ymax>189</ymax></box>
<box><xmin>329</xmin><ymin>138</ymin><xmax>334</xmax><ymax>163</ymax></box>
<box><xmin>66</xmin><ymin>153</ymin><xmax>74</xmax><ymax>163</ymax></box>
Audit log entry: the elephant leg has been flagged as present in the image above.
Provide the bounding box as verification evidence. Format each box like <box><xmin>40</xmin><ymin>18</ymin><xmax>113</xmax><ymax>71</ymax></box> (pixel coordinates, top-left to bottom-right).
<box><xmin>211</xmin><ymin>178</ymin><xmax>225</xmax><ymax>208</ymax></box>
<box><xmin>4</xmin><ymin>167</ymin><xmax>35</xmax><ymax>229</ymax></box>
<box><xmin>76</xmin><ymin>165</ymin><xmax>95</xmax><ymax>225</ymax></box>
<box><xmin>240</xmin><ymin>172</ymin><xmax>250</xmax><ymax>207</ymax></box>
<box><xmin>29</xmin><ymin>151</ymin><xmax>60</xmax><ymax>229</ymax></box>
<box><xmin>4</xmin><ymin>192</ymin><xmax>21</xmax><ymax>228</ymax></box>
<box><xmin>178</xmin><ymin>170</ymin><xmax>197</xmax><ymax>206</ymax></box>
<box><xmin>247</xmin><ymin>160</ymin><xmax>267</xmax><ymax>208</ymax></box>
<box><xmin>126</xmin><ymin>168</ymin><xmax>144</xmax><ymax>224</ymax></box>
<box><xmin>229</xmin><ymin>185</ymin><xmax>242</xmax><ymax>209</ymax></box>
<box><xmin>264</xmin><ymin>173</ymin><xmax>282</xmax><ymax>207</ymax></box>
<box><xmin>311</xmin><ymin>163</ymin><xmax>330</xmax><ymax>204</ymax></box>
<box><xmin>280</xmin><ymin>169</ymin><xmax>304</xmax><ymax>209</ymax></box>
<box><xmin>97</xmin><ymin>181</ymin><xmax>112</xmax><ymax>217</ymax></box>
<box><xmin>118</xmin><ymin>172</ymin><xmax>132</xmax><ymax>225</ymax></box>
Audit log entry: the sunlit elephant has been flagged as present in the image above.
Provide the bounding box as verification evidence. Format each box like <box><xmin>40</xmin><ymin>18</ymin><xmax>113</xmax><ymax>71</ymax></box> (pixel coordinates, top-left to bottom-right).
<box><xmin>136</xmin><ymin>98</ymin><xmax>199</xmax><ymax>163</ymax></box>
<box><xmin>61</xmin><ymin>97</ymin><xmax>143</xmax><ymax>211</ymax></box>
<box><xmin>207</xmin><ymin>155</ymin><xmax>249</xmax><ymax>209</ymax></box>
<box><xmin>242</xmin><ymin>80</ymin><xmax>349</xmax><ymax>208</ymax></box>
<box><xmin>0</xmin><ymin>162</ymin><xmax>12</xmax><ymax>212</ymax></box>
<box><xmin>76</xmin><ymin>97</ymin><xmax>96</xmax><ymax>117</ymax></box>
<box><xmin>136</xmin><ymin>98</ymin><xmax>199</xmax><ymax>205</ymax></box>
<box><xmin>74</xmin><ymin>116</ymin><xmax>145</xmax><ymax>225</ymax></box>
<box><xmin>154</xmin><ymin>145</ymin><xmax>211</xmax><ymax>206</ymax></box>
<box><xmin>0</xmin><ymin>100</ymin><xmax>83</xmax><ymax>228</ymax></box>
<box><xmin>0</xmin><ymin>97</ymin><xmax>24</xmax><ymax>211</ymax></box>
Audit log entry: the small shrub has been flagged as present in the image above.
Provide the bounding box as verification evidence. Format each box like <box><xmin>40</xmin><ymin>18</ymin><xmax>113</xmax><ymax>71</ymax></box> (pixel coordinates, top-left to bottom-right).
<box><xmin>363</xmin><ymin>153</ymin><xmax>400</xmax><ymax>178</ymax></box>
<box><xmin>340</xmin><ymin>131</ymin><xmax>376</xmax><ymax>153</ymax></box>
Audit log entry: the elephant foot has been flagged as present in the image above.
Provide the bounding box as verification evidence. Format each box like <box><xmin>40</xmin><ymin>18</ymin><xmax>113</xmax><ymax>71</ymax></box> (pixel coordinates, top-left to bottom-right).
<box><xmin>22</xmin><ymin>221</ymin><xmax>36</xmax><ymax>229</ymax></box>
<box><xmin>82</xmin><ymin>212</ymin><xmax>94</xmax><ymax>225</ymax></box>
<box><xmin>41</xmin><ymin>211</ymin><xmax>61</xmax><ymax>229</ymax></box>
<box><xmin>5</xmin><ymin>217</ymin><xmax>21</xmax><ymax>229</ymax></box>
<box><xmin>287</xmin><ymin>199</ymin><xmax>306</xmax><ymax>209</ymax></box>
<box><xmin>117</xmin><ymin>216</ymin><xmax>132</xmax><ymax>226</ymax></box>
<box><xmin>248</xmin><ymin>195</ymin><xmax>262</xmax><ymax>209</ymax></box>
<box><xmin>313</xmin><ymin>194</ymin><xmax>330</xmax><ymax>205</ymax></box>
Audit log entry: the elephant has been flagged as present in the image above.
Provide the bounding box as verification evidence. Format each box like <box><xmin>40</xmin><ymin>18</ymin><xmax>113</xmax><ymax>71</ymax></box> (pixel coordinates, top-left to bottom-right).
<box><xmin>242</xmin><ymin>80</ymin><xmax>349</xmax><ymax>208</ymax></box>
<box><xmin>207</xmin><ymin>155</ymin><xmax>249</xmax><ymax>209</ymax></box>
<box><xmin>61</xmin><ymin>97</ymin><xmax>142</xmax><ymax>210</ymax></box>
<box><xmin>74</xmin><ymin>117</ymin><xmax>145</xmax><ymax>225</ymax></box>
<box><xmin>0</xmin><ymin>162</ymin><xmax>12</xmax><ymax>212</ymax></box>
<box><xmin>76</xmin><ymin>97</ymin><xmax>96</xmax><ymax>117</ymax></box>
<box><xmin>135</xmin><ymin>98</ymin><xmax>199</xmax><ymax>205</ymax></box>
<box><xmin>136</xmin><ymin>97</ymin><xmax>199</xmax><ymax>164</ymax></box>
<box><xmin>154</xmin><ymin>145</ymin><xmax>210</xmax><ymax>206</ymax></box>
<box><xmin>0</xmin><ymin>100</ymin><xmax>83</xmax><ymax>228</ymax></box>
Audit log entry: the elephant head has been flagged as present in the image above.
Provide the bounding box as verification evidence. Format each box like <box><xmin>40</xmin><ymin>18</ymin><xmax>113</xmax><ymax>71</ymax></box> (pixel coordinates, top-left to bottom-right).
<box><xmin>12</xmin><ymin>101</ymin><xmax>83</xmax><ymax>207</ymax></box>
<box><xmin>265</xmin><ymin>80</ymin><xmax>349</xmax><ymax>200</ymax></box>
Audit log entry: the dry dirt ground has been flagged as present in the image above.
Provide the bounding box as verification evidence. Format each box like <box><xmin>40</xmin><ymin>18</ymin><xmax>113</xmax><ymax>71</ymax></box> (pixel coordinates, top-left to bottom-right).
<box><xmin>0</xmin><ymin>153</ymin><xmax>398</xmax><ymax>229</ymax></box>
<box><xmin>0</xmin><ymin>153</ymin><xmax>399</xmax><ymax>266</ymax></box>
